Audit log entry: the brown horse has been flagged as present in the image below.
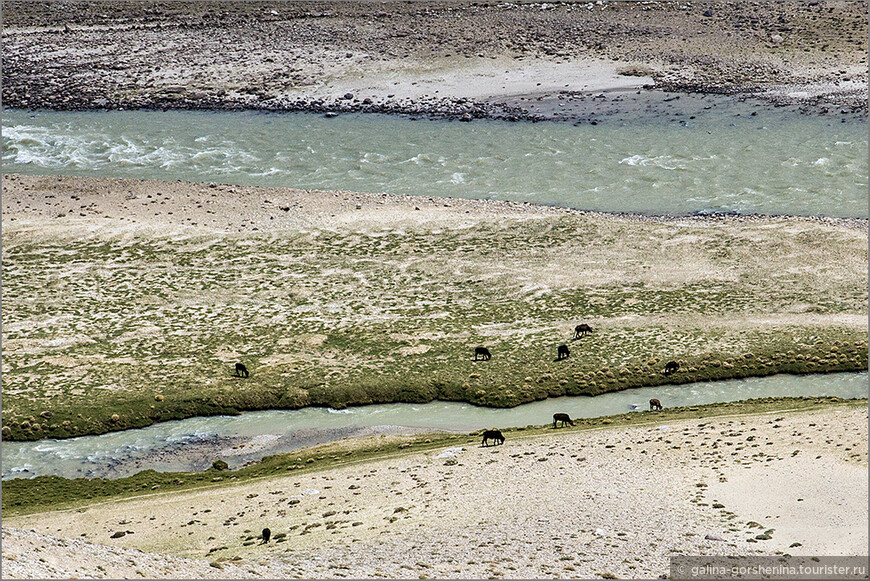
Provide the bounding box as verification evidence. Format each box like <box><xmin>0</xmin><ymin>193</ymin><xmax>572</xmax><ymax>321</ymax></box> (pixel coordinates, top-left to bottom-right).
<box><xmin>235</xmin><ymin>362</ymin><xmax>249</xmax><ymax>378</ymax></box>
<box><xmin>474</xmin><ymin>347</ymin><xmax>492</xmax><ymax>361</ymax></box>
<box><xmin>649</xmin><ymin>398</ymin><xmax>663</xmax><ymax>410</ymax></box>
<box><xmin>261</xmin><ymin>528</ymin><xmax>271</xmax><ymax>544</ymax></box>
<box><xmin>553</xmin><ymin>413</ymin><xmax>574</xmax><ymax>428</ymax></box>
<box><xmin>664</xmin><ymin>361</ymin><xmax>679</xmax><ymax>375</ymax></box>
<box><xmin>574</xmin><ymin>324</ymin><xmax>592</xmax><ymax>339</ymax></box>
<box><xmin>556</xmin><ymin>344</ymin><xmax>570</xmax><ymax>360</ymax></box>
<box><xmin>482</xmin><ymin>429</ymin><xmax>505</xmax><ymax>446</ymax></box>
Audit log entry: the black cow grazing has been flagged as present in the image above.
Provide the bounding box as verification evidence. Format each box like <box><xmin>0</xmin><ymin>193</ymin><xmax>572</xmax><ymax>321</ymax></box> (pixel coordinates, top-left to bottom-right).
<box><xmin>474</xmin><ymin>347</ymin><xmax>492</xmax><ymax>361</ymax></box>
<box><xmin>553</xmin><ymin>413</ymin><xmax>574</xmax><ymax>428</ymax></box>
<box><xmin>649</xmin><ymin>398</ymin><xmax>663</xmax><ymax>411</ymax></box>
<box><xmin>556</xmin><ymin>344</ymin><xmax>570</xmax><ymax>360</ymax></box>
<box><xmin>261</xmin><ymin>527</ymin><xmax>271</xmax><ymax>544</ymax></box>
<box><xmin>574</xmin><ymin>324</ymin><xmax>592</xmax><ymax>339</ymax></box>
<box><xmin>482</xmin><ymin>429</ymin><xmax>505</xmax><ymax>446</ymax></box>
<box><xmin>664</xmin><ymin>361</ymin><xmax>679</xmax><ymax>375</ymax></box>
<box><xmin>235</xmin><ymin>362</ymin><xmax>249</xmax><ymax>378</ymax></box>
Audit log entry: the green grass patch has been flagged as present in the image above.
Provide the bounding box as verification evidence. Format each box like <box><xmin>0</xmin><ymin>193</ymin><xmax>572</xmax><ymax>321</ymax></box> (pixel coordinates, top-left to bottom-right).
<box><xmin>2</xmin><ymin>212</ymin><xmax>867</xmax><ymax>440</ymax></box>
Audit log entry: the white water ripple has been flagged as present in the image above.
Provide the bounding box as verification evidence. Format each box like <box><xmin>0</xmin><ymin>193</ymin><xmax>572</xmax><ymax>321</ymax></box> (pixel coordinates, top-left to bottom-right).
<box><xmin>2</xmin><ymin>109</ymin><xmax>867</xmax><ymax>217</ymax></box>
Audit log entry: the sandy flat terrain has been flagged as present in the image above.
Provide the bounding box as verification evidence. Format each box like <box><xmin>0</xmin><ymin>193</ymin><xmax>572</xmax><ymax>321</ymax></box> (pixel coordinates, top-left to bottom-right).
<box><xmin>3</xmin><ymin>402</ymin><xmax>866</xmax><ymax>579</ymax></box>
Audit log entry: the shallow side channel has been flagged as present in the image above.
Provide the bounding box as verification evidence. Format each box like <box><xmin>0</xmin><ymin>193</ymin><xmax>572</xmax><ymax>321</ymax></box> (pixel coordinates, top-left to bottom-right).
<box><xmin>3</xmin><ymin>372</ymin><xmax>866</xmax><ymax>481</ymax></box>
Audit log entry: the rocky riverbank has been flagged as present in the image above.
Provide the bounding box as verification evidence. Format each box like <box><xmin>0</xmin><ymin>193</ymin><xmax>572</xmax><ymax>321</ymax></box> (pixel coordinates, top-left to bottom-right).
<box><xmin>2</xmin><ymin>1</ymin><xmax>867</xmax><ymax>120</ymax></box>
<box><xmin>3</xmin><ymin>399</ymin><xmax>867</xmax><ymax>579</ymax></box>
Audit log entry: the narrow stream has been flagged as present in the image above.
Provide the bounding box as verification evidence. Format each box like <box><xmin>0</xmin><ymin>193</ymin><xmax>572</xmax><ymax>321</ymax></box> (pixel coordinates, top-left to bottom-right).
<box><xmin>3</xmin><ymin>372</ymin><xmax>865</xmax><ymax>481</ymax></box>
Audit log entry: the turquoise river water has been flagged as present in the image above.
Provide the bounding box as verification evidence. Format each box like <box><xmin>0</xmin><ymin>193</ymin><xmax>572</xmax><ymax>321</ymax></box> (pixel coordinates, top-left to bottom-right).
<box><xmin>2</xmin><ymin>107</ymin><xmax>867</xmax><ymax>217</ymax></box>
<box><xmin>2</xmin><ymin>105</ymin><xmax>867</xmax><ymax>479</ymax></box>
<box><xmin>3</xmin><ymin>372</ymin><xmax>866</xmax><ymax>480</ymax></box>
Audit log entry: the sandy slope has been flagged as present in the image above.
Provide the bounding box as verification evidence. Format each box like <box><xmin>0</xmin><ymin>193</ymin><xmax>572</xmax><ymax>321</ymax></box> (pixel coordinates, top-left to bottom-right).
<box><xmin>3</xmin><ymin>403</ymin><xmax>866</xmax><ymax>579</ymax></box>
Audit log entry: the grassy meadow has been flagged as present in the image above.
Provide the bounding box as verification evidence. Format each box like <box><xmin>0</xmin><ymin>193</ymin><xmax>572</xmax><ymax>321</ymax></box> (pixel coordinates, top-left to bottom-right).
<box><xmin>2</xmin><ymin>180</ymin><xmax>867</xmax><ymax>442</ymax></box>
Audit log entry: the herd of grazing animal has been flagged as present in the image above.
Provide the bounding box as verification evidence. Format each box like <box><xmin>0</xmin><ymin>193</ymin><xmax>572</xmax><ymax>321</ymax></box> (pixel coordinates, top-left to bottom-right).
<box><xmin>471</xmin><ymin>322</ymin><xmax>674</xmax><ymax>446</ymax></box>
<box><xmin>482</xmin><ymin>400</ymin><xmax>667</xmax><ymax>447</ymax></box>
<box><xmin>472</xmin><ymin>321</ymin><xmax>679</xmax><ymax>383</ymax></box>
<box><xmin>475</xmin><ymin>323</ymin><xmax>594</xmax><ymax>364</ymax></box>
<box><xmin>233</xmin><ymin>321</ymin><xmax>673</xmax><ymax>451</ymax></box>
<box><xmin>234</xmin><ymin>322</ymin><xmax>680</xmax><ymax>542</ymax></box>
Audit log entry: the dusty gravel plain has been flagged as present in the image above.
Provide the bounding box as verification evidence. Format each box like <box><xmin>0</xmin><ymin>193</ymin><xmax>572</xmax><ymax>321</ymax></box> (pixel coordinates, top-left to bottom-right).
<box><xmin>3</xmin><ymin>401</ymin><xmax>867</xmax><ymax>579</ymax></box>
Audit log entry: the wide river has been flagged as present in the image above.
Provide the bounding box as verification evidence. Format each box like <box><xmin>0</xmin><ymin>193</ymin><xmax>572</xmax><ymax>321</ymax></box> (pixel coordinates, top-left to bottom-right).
<box><xmin>2</xmin><ymin>103</ymin><xmax>867</xmax><ymax>480</ymax></box>
<box><xmin>2</xmin><ymin>104</ymin><xmax>867</xmax><ymax>218</ymax></box>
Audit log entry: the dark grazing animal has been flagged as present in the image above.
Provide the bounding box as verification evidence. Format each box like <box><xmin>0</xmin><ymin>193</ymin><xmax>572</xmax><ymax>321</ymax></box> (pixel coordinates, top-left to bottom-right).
<box><xmin>556</xmin><ymin>344</ymin><xmax>570</xmax><ymax>360</ymax></box>
<box><xmin>574</xmin><ymin>324</ymin><xmax>592</xmax><ymax>339</ymax></box>
<box><xmin>482</xmin><ymin>429</ymin><xmax>505</xmax><ymax>446</ymax></box>
<box><xmin>261</xmin><ymin>527</ymin><xmax>271</xmax><ymax>544</ymax></box>
<box><xmin>235</xmin><ymin>362</ymin><xmax>249</xmax><ymax>378</ymax></box>
<box><xmin>649</xmin><ymin>398</ymin><xmax>663</xmax><ymax>411</ymax></box>
<box><xmin>474</xmin><ymin>347</ymin><xmax>492</xmax><ymax>361</ymax></box>
<box><xmin>664</xmin><ymin>360</ymin><xmax>679</xmax><ymax>375</ymax></box>
<box><xmin>553</xmin><ymin>413</ymin><xmax>574</xmax><ymax>428</ymax></box>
